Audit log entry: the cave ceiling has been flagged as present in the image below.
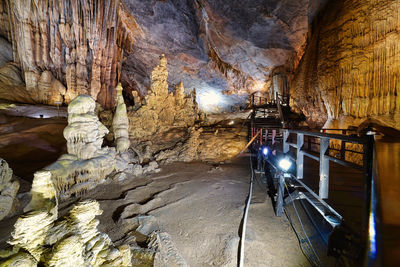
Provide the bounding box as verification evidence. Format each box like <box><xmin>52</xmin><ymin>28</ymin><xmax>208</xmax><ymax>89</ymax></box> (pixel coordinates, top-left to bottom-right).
<box><xmin>0</xmin><ymin>0</ymin><xmax>328</xmax><ymax>112</ymax></box>
<box><xmin>121</xmin><ymin>0</ymin><xmax>327</xmax><ymax>112</ymax></box>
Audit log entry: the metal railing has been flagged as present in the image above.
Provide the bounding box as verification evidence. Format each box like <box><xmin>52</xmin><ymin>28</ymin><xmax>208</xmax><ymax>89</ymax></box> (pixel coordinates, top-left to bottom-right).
<box><xmin>249</xmin><ymin>92</ymin><xmax>289</xmax><ymax>108</ymax></box>
<box><xmin>282</xmin><ymin>129</ymin><xmax>373</xmax><ymax>199</ymax></box>
<box><xmin>281</xmin><ymin>129</ymin><xmax>379</xmax><ymax>265</ymax></box>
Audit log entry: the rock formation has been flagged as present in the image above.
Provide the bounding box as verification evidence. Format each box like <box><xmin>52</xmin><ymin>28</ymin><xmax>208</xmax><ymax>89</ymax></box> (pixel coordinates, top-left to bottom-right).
<box><xmin>40</xmin><ymin>94</ymin><xmax>158</xmax><ymax>199</ymax></box>
<box><xmin>23</xmin><ymin>171</ymin><xmax>57</xmax><ymax>214</ymax></box>
<box><xmin>0</xmin><ymin>0</ymin><xmax>135</xmax><ymax>108</ymax></box>
<box><xmin>0</xmin><ymin>158</ymin><xmax>19</xmax><ymax>221</ymax></box>
<box><xmin>0</xmin><ymin>36</ymin><xmax>12</xmax><ymax>66</ymax></box>
<box><xmin>128</xmin><ymin>54</ymin><xmax>198</xmax><ymax>158</ymax></box>
<box><xmin>290</xmin><ymin>0</ymin><xmax>400</xmax><ymax>130</ymax></box>
<box><xmin>63</xmin><ymin>95</ymin><xmax>109</xmax><ymax>159</ymax></box>
<box><xmin>44</xmin><ymin>95</ymin><xmax>117</xmax><ymax>198</ymax></box>
<box><xmin>0</xmin><ymin>0</ymin><xmax>327</xmax><ymax>111</ymax></box>
<box><xmin>128</xmin><ymin>55</ymin><xmax>247</xmax><ymax>163</ymax></box>
<box><xmin>113</xmin><ymin>83</ymin><xmax>130</xmax><ymax>152</ymax></box>
<box><xmin>0</xmin><ymin>171</ymin><xmax>131</xmax><ymax>266</ymax></box>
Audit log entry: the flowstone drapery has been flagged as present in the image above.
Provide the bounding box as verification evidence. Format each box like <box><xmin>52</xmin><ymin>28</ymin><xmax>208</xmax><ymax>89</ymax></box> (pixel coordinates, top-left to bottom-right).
<box><xmin>290</xmin><ymin>0</ymin><xmax>400</xmax><ymax>130</ymax></box>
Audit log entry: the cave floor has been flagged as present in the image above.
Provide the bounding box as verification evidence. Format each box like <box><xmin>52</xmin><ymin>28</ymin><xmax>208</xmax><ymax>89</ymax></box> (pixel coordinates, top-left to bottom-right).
<box><xmin>1</xmin><ymin>158</ymin><xmax>309</xmax><ymax>266</ymax></box>
<box><xmin>82</xmin><ymin>159</ymin><xmax>308</xmax><ymax>266</ymax></box>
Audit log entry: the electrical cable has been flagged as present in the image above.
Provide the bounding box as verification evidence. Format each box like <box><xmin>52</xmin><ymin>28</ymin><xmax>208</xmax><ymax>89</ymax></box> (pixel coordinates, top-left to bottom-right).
<box><xmin>238</xmin><ymin>155</ymin><xmax>255</xmax><ymax>267</ymax></box>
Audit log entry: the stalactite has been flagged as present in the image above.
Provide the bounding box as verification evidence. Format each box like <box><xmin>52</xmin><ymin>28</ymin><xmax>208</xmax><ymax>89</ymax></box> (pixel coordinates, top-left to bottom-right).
<box><xmin>0</xmin><ymin>0</ymin><xmax>133</xmax><ymax>108</ymax></box>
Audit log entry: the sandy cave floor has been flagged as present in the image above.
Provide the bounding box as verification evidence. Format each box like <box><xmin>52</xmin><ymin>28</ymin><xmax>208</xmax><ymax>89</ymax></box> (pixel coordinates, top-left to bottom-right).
<box><xmin>1</xmin><ymin>159</ymin><xmax>309</xmax><ymax>266</ymax></box>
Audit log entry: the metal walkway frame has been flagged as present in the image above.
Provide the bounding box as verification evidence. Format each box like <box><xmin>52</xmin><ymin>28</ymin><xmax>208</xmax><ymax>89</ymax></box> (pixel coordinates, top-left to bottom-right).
<box><xmin>249</xmin><ymin>126</ymin><xmax>379</xmax><ymax>265</ymax></box>
<box><xmin>279</xmin><ymin>129</ymin><xmax>378</xmax><ymax>266</ymax></box>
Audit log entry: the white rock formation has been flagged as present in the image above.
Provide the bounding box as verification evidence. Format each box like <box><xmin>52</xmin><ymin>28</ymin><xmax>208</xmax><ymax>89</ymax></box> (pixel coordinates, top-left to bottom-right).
<box><xmin>7</xmin><ymin>170</ymin><xmax>57</xmax><ymax>262</ymax></box>
<box><xmin>63</xmin><ymin>94</ymin><xmax>108</xmax><ymax>159</ymax></box>
<box><xmin>23</xmin><ymin>171</ymin><xmax>57</xmax><ymax>215</ymax></box>
<box><xmin>0</xmin><ymin>158</ymin><xmax>19</xmax><ymax>221</ymax></box>
<box><xmin>1</xmin><ymin>172</ymin><xmax>132</xmax><ymax>267</ymax></box>
<box><xmin>113</xmin><ymin>83</ymin><xmax>130</xmax><ymax>152</ymax></box>
<box><xmin>45</xmin><ymin>95</ymin><xmax>118</xmax><ymax>198</ymax></box>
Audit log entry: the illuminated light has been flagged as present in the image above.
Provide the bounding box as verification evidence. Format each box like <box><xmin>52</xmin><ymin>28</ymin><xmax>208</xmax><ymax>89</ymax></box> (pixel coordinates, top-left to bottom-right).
<box><xmin>262</xmin><ymin>147</ymin><xmax>268</xmax><ymax>156</ymax></box>
<box><xmin>252</xmin><ymin>80</ymin><xmax>266</xmax><ymax>91</ymax></box>
<box><xmin>278</xmin><ymin>158</ymin><xmax>292</xmax><ymax>171</ymax></box>
<box><xmin>228</xmin><ymin>120</ymin><xmax>234</xmax><ymax>125</ymax></box>
<box><xmin>368</xmin><ymin>177</ymin><xmax>377</xmax><ymax>258</ymax></box>
<box><xmin>197</xmin><ymin>90</ymin><xmax>225</xmax><ymax>112</ymax></box>
<box><xmin>368</xmin><ymin>210</ymin><xmax>377</xmax><ymax>257</ymax></box>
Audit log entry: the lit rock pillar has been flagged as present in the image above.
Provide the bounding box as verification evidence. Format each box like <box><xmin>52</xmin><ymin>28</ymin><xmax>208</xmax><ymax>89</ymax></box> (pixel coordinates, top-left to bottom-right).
<box><xmin>113</xmin><ymin>83</ymin><xmax>130</xmax><ymax>152</ymax></box>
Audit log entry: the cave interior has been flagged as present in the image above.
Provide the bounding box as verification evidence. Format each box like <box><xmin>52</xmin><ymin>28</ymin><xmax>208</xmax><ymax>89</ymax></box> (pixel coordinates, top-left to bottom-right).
<box><xmin>0</xmin><ymin>0</ymin><xmax>399</xmax><ymax>266</ymax></box>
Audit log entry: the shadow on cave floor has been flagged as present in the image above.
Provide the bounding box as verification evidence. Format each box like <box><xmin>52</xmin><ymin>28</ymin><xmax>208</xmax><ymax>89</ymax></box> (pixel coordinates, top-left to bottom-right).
<box><xmin>0</xmin><ymin>113</ymin><xmax>67</xmax><ymax>182</ymax></box>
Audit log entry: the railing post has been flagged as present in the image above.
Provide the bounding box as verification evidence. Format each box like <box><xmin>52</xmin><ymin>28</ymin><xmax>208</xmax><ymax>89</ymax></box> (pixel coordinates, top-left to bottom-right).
<box><xmin>276</xmin><ymin>174</ymin><xmax>285</xmax><ymax>217</ymax></box>
<box><xmin>319</xmin><ymin>137</ymin><xmax>330</xmax><ymax>199</ymax></box>
<box><xmin>340</xmin><ymin>140</ymin><xmax>346</xmax><ymax>160</ymax></box>
<box><xmin>297</xmin><ymin>133</ymin><xmax>304</xmax><ymax>179</ymax></box>
<box><xmin>283</xmin><ymin>130</ymin><xmax>289</xmax><ymax>154</ymax></box>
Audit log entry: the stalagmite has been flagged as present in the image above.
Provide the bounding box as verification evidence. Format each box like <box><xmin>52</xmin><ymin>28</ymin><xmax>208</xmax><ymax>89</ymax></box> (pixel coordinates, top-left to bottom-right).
<box><xmin>127</xmin><ymin>54</ymin><xmax>246</xmax><ymax>163</ymax></box>
<box><xmin>0</xmin><ymin>158</ymin><xmax>19</xmax><ymax>221</ymax></box>
<box><xmin>44</xmin><ymin>95</ymin><xmax>117</xmax><ymax>198</ymax></box>
<box><xmin>6</xmin><ymin>172</ymin><xmax>57</xmax><ymax>262</ymax></box>
<box><xmin>128</xmin><ymin>55</ymin><xmax>199</xmax><ymax>159</ymax></box>
<box><xmin>63</xmin><ymin>95</ymin><xmax>109</xmax><ymax>159</ymax></box>
<box><xmin>113</xmin><ymin>83</ymin><xmax>130</xmax><ymax>152</ymax></box>
<box><xmin>24</xmin><ymin>171</ymin><xmax>57</xmax><ymax>215</ymax></box>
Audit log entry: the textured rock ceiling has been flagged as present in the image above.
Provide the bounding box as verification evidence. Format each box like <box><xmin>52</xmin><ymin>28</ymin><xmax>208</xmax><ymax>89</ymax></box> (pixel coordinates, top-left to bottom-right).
<box><xmin>0</xmin><ymin>0</ymin><xmax>328</xmax><ymax>112</ymax></box>
<box><xmin>121</xmin><ymin>0</ymin><xmax>327</xmax><ymax>111</ymax></box>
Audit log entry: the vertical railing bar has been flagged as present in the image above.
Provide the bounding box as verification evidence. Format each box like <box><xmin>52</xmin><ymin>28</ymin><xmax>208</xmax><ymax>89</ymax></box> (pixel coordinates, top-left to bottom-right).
<box><xmin>283</xmin><ymin>129</ymin><xmax>289</xmax><ymax>154</ymax></box>
<box><xmin>319</xmin><ymin>137</ymin><xmax>330</xmax><ymax>199</ymax></box>
<box><xmin>297</xmin><ymin>133</ymin><xmax>304</xmax><ymax>179</ymax></box>
<box><xmin>276</xmin><ymin>174</ymin><xmax>285</xmax><ymax>217</ymax></box>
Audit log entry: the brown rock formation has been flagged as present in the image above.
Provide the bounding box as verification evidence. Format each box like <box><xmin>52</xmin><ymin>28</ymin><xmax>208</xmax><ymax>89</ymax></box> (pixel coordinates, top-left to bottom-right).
<box><xmin>128</xmin><ymin>55</ymin><xmax>198</xmax><ymax>153</ymax></box>
<box><xmin>291</xmin><ymin>0</ymin><xmax>400</xmax><ymax>130</ymax></box>
<box><xmin>129</xmin><ymin>55</ymin><xmax>247</xmax><ymax>163</ymax></box>
<box><xmin>0</xmin><ymin>0</ymin><xmax>134</xmax><ymax>108</ymax></box>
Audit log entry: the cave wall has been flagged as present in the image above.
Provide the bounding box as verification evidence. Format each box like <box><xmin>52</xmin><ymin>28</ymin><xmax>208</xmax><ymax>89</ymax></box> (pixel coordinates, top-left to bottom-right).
<box><xmin>0</xmin><ymin>0</ymin><xmax>134</xmax><ymax>108</ymax></box>
<box><xmin>290</xmin><ymin>0</ymin><xmax>400</xmax><ymax>129</ymax></box>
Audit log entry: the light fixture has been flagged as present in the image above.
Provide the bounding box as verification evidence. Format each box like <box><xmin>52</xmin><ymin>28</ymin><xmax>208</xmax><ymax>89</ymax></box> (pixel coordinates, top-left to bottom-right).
<box><xmin>228</xmin><ymin>120</ymin><xmax>234</xmax><ymax>125</ymax></box>
<box><xmin>278</xmin><ymin>158</ymin><xmax>292</xmax><ymax>171</ymax></box>
<box><xmin>262</xmin><ymin>147</ymin><xmax>268</xmax><ymax>156</ymax></box>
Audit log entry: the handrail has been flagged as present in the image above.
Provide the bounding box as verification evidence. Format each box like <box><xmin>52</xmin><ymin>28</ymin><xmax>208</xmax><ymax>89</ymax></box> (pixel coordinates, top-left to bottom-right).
<box><xmin>288</xmin><ymin>129</ymin><xmax>369</xmax><ymax>144</ymax></box>
<box><xmin>249</xmin><ymin>92</ymin><xmax>289</xmax><ymax>108</ymax></box>
<box><xmin>282</xmin><ymin>129</ymin><xmax>378</xmax><ymax>265</ymax></box>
